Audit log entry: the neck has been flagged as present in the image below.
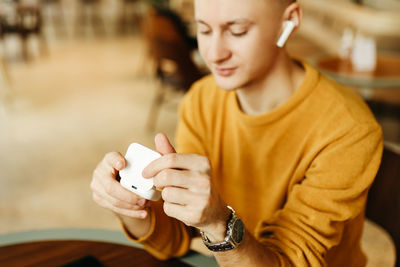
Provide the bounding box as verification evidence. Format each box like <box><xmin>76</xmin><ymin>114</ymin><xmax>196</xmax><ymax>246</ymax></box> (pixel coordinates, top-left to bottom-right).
<box><xmin>236</xmin><ymin>52</ymin><xmax>305</xmax><ymax>115</ymax></box>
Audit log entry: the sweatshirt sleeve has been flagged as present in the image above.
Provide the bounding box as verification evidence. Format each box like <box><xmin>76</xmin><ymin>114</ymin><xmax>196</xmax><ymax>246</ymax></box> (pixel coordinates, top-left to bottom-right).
<box><xmin>175</xmin><ymin>80</ymin><xmax>209</xmax><ymax>156</ymax></box>
<box><xmin>123</xmin><ymin>200</ymin><xmax>194</xmax><ymax>260</ymax></box>
<box><xmin>122</xmin><ymin>81</ymin><xmax>207</xmax><ymax>260</ymax></box>
<box><xmin>254</xmin><ymin>123</ymin><xmax>383</xmax><ymax>266</ymax></box>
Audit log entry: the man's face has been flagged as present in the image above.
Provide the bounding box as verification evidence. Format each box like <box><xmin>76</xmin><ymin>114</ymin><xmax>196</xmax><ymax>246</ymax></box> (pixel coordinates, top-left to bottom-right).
<box><xmin>195</xmin><ymin>0</ymin><xmax>283</xmax><ymax>90</ymax></box>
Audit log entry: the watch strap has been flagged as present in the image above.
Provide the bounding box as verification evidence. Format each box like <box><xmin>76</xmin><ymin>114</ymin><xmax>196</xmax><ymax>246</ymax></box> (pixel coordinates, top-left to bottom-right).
<box><xmin>200</xmin><ymin>206</ymin><xmax>242</xmax><ymax>252</ymax></box>
<box><xmin>203</xmin><ymin>239</ymin><xmax>235</xmax><ymax>252</ymax></box>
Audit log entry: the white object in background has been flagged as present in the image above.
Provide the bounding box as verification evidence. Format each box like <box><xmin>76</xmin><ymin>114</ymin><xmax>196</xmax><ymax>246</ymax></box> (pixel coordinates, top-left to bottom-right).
<box><xmin>351</xmin><ymin>34</ymin><xmax>377</xmax><ymax>72</ymax></box>
<box><xmin>339</xmin><ymin>28</ymin><xmax>354</xmax><ymax>59</ymax></box>
<box><xmin>276</xmin><ymin>21</ymin><xmax>296</xmax><ymax>48</ymax></box>
<box><xmin>120</xmin><ymin>143</ymin><xmax>162</xmax><ymax>201</ymax></box>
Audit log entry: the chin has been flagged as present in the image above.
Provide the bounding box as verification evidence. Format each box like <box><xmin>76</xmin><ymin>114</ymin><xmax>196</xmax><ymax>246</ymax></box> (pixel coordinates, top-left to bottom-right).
<box><xmin>213</xmin><ymin>75</ymin><xmax>246</xmax><ymax>91</ymax></box>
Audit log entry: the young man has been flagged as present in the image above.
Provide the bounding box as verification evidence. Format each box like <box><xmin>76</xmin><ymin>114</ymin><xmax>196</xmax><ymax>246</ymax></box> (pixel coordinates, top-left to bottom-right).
<box><xmin>91</xmin><ymin>0</ymin><xmax>383</xmax><ymax>266</ymax></box>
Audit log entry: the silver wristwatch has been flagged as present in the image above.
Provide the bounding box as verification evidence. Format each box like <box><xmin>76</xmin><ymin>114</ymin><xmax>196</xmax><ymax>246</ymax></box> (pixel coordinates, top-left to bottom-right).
<box><xmin>200</xmin><ymin>206</ymin><xmax>245</xmax><ymax>252</ymax></box>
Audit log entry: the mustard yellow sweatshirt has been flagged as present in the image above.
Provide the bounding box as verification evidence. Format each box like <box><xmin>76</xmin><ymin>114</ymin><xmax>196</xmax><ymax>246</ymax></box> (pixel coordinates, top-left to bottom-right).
<box><xmin>128</xmin><ymin>62</ymin><xmax>383</xmax><ymax>266</ymax></box>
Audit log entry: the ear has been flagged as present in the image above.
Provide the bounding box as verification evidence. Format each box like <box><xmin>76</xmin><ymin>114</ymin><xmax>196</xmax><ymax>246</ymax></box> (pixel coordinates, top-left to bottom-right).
<box><xmin>276</xmin><ymin>3</ymin><xmax>302</xmax><ymax>47</ymax></box>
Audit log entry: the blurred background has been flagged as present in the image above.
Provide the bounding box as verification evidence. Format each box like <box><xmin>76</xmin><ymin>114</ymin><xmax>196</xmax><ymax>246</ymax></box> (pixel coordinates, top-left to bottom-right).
<box><xmin>0</xmin><ymin>0</ymin><xmax>399</xmax><ymax>266</ymax></box>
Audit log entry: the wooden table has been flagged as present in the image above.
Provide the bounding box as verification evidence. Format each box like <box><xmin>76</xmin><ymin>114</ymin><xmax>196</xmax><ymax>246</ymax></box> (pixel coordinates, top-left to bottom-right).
<box><xmin>313</xmin><ymin>54</ymin><xmax>400</xmax><ymax>105</ymax></box>
<box><xmin>0</xmin><ymin>223</ymin><xmax>396</xmax><ymax>266</ymax></box>
<box><xmin>0</xmin><ymin>240</ymin><xmax>190</xmax><ymax>267</ymax></box>
<box><xmin>0</xmin><ymin>228</ymin><xmax>218</xmax><ymax>267</ymax></box>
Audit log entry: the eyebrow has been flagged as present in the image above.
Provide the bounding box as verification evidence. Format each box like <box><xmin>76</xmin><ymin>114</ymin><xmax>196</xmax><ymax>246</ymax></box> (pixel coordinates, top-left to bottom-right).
<box><xmin>226</xmin><ymin>19</ymin><xmax>254</xmax><ymax>26</ymax></box>
<box><xmin>196</xmin><ymin>19</ymin><xmax>254</xmax><ymax>27</ymax></box>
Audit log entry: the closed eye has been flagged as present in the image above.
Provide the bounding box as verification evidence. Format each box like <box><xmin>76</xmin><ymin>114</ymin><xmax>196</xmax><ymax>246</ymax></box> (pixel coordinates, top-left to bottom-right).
<box><xmin>230</xmin><ymin>31</ymin><xmax>247</xmax><ymax>37</ymax></box>
<box><xmin>228</xmin><ymin>24</ymin><xmax>250</xmax><ymax>37</ymax></box>
<box><xmin>196</xmin><ymin>20</ymin><xmax>211</xmax><ymax>36</ymax></box>
<box><xmin>198</xmin><ymin>30</ymin><xmax>211</xmax><ymax>35</ymax></box>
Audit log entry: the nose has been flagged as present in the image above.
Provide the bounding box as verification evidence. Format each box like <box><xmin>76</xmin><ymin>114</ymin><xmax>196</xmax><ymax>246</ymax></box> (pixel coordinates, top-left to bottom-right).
<box><xmin>206</xmin><ymin>34</ymin><xmax>231</xmax><ymax>64</ymax></box>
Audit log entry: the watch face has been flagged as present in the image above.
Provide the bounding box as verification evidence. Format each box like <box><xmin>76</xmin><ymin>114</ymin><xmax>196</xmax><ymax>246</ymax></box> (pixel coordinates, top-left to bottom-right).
<box><xmin>232</xmin><ymin>218</ymin><xmax>245</xmax><ymax>244</ymax></box>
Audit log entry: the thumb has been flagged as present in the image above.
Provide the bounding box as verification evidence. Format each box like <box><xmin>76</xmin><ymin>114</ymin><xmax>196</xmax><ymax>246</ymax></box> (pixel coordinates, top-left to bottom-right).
<box><xmin>155</xmin><ymin>133</ymin><xmax>176</xmax><ymax>155</ymax></box>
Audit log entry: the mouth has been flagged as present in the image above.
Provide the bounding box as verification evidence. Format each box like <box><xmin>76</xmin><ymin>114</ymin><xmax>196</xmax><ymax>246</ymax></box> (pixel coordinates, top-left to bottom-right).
<box><xmin>215</xmin><ymin>67</ymin><xmax>237</xmax><ymax>77</ymax></box>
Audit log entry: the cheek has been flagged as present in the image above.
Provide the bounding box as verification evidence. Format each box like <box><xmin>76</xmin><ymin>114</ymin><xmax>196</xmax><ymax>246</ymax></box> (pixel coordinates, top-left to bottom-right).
<box><xmin>230</xmin><ymin>35</ymin><xmax>273</xmax><ymax>64</ymax></box>
<box><xmin>197</xmin><ymin>37</ymin><xmax>213</xmax><ymax>68</ymax></box>
<box><xmin>232</xmin><ymin>35</ymin><xmax>277</xmax><ymax>75</ymax></box>
<box><xmin>246</xmin><ymin>48</ymin><xmax>276</xmax><ymax>77</ymax></box>
<box><xmin>197</xmin><ymin>37</ymin><xmax>207</xmax><ymax>56</ymax></box>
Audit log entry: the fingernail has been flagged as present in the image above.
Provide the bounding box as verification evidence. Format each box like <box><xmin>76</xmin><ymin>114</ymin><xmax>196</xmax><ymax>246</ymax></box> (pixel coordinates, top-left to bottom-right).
<box><xmin>115</xmin><ymin>160</ymin><xmax>122</xmax><ymax>169</ymax></box>
<box><xmin>140</xmin><ymin>211</ymin><xmax>147</xmax><ymax>218</ymax></box>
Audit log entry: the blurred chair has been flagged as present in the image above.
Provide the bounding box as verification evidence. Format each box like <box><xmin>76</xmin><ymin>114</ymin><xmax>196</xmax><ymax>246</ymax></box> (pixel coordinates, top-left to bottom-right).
<box><xmin>0</xmin><ymin>0</ymin><xmax>45</xmax><ymax>61</ymax></box>
<box><xmin>144</xmin><ymin>6</ymin><xmax>203</xmax><ymax>131</ymax></box>
<box><xmin>361</xmin><ymin>219</ymin><xmax>396</xmax><ymax>267</ymax></box>
<box><xmin>300</xmin><ymin>0</ymin><xmax>400</xmax><ymax>53</ymax></box>
<box><xmin>116</xmin><ymin>0</ymin><xmax>142</xmax><ymax>35</ymax></box>
<box><xmin>40</xmin><ymin>0</ymin><xmax>65</xmax><ymax>36</ymax></box>
<box><xmin>75</xmin><ymin>0</ymin><xmax>105</xmax><ymax>37</ymax></box>
<box><xmin>366</xmin><ymin>143</ymin><xmax>400</xmax><ymax>266</ymax></box>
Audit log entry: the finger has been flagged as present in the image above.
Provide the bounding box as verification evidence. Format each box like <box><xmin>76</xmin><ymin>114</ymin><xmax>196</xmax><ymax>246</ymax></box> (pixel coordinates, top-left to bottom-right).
<box><xmin>155</xmin><ymin>133</ymin><xmax>176</xmax><ymax>155</ymax></box>
<box><xmin>153</xmin><ymin>169</ymin><xmax>192</xmax><ymax>189</ymax></box>
<box><xmin>93</xmin><ymin>191</ymin><xmax>134</xmax><ymax>210</ymax></box>
<box><xmin>143</xmin><ymin>153</ymin><xmax>210</xmax><ymax>178</ymax></box>
<box><xmin>95</xmin><ymin>193</ymin><xmax>149</xmax><ymax>219</ymax></box>
<box><xmin>163</xmin><ymin>202</ymin><xmax>196</xmax><ymax>225</ymax></box>
<box><xmin>93</xmin><ymin>188</ymin><xmax>147</xmax><ymax>210</ymax></box>
<box><xmin>93</xmin><ymin>173</ymin><xmax>146</xmax><ymax>206</ymax></box>
<box><xmin>161</xmin><ymin>186</ymin><xmax>201</xmax><ymax>206</ymax></box>
<box><xmin>111</xmin><ymin>205</ymin><xmax>149</xmax><ymax>219</ymax></box>
<box><xmin>153</xmin><ymin>169</ymin><xmax>210</xmax><ymax>193</ymax></box>
<box><xmin>103</xmin><ymin>152</ymin><xmax>126</xmax><ymax>171</ymax></box>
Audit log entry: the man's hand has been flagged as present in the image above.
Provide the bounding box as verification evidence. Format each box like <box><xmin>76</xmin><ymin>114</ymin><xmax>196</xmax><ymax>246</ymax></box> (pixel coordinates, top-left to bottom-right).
<box><xmin>90</xmin><ymin>152</ymin><xmax>150</xmax><ymax>219</ymax></box>
<box><xmin>143</xmin><ymin>133</ymin><xmax>231</xmax><ymax>242</ymax></box>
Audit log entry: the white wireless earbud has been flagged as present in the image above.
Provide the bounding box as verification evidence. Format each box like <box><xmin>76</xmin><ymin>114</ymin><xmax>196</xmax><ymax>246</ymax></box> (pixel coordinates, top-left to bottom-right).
<box><xmin>276</xmin><ymin>21</ymin><xmax>296</xmax><ymax>48</ymax></box>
